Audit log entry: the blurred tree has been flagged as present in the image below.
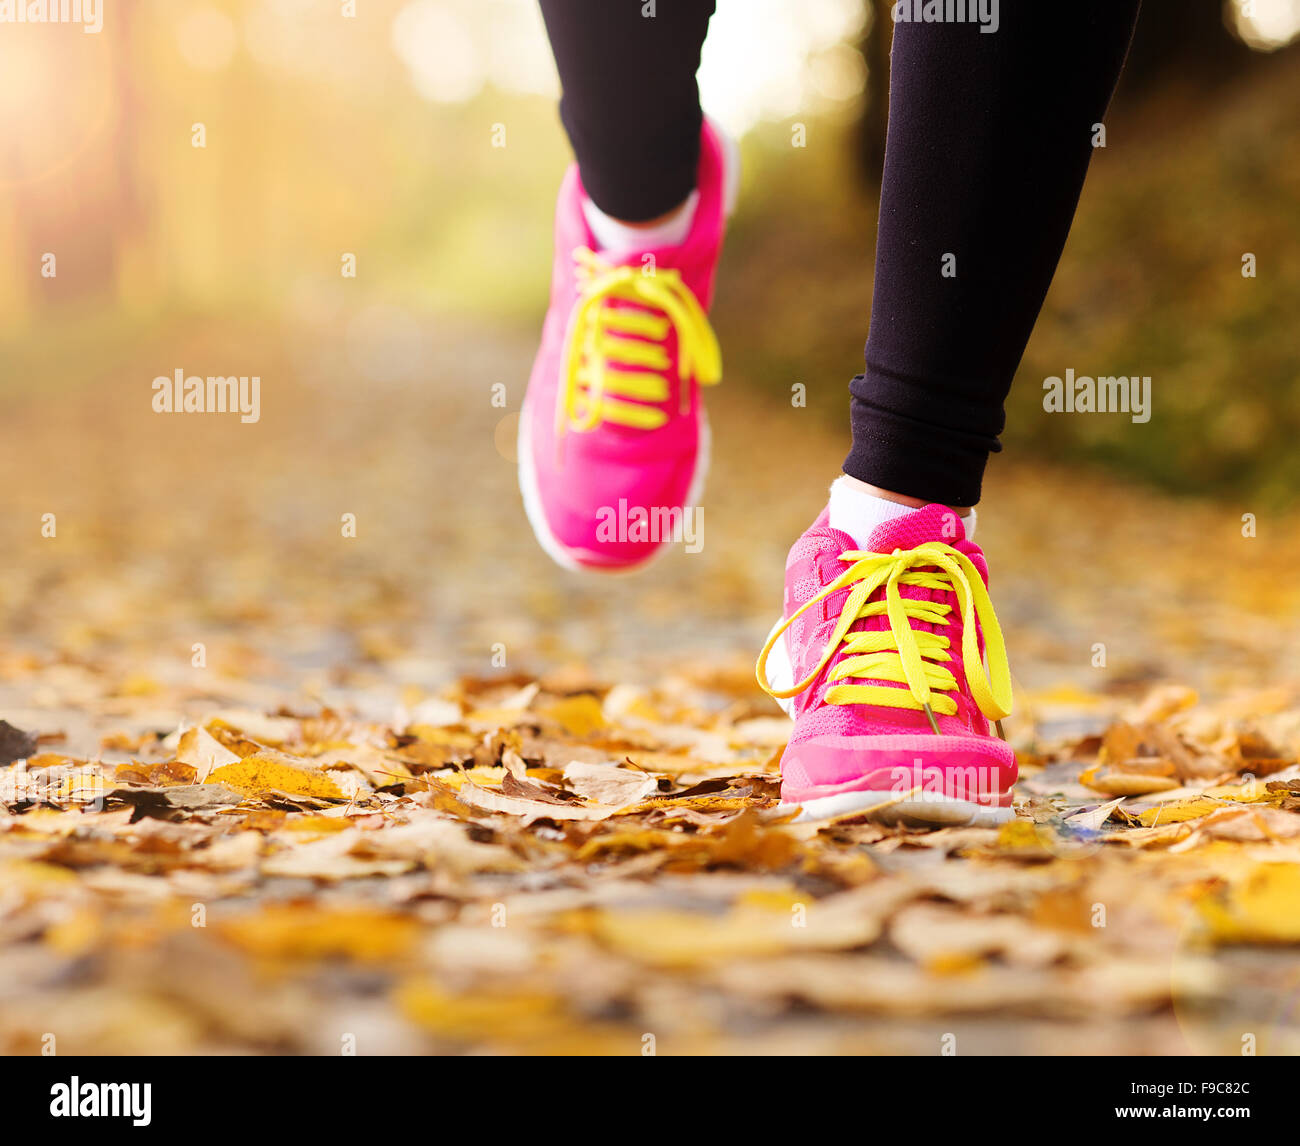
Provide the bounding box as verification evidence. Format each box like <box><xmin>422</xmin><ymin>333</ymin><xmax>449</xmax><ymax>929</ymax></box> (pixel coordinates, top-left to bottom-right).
<box><xmin>1119</xmin><ymin>0</ymin><xmax>1259</xmax><ymax>96</ymax></box>
<box><xmin>855</xmin><ymin>0</ymin><xmax>1291</xmax><ymax>185</ymax></box>
<box><xmin>12</xmin><ymin>10</ymin><xmax>141</xmax><ymax>309</ymax></box>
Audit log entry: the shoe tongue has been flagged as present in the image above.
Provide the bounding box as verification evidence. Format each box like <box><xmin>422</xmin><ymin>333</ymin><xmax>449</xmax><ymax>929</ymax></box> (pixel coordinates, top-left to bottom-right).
<box><xmin>863</xmin><ymin>503</ymin><xmax>965</xmax><ymax>554</ymax></box>
<box><xmin>845</xmin><ymin>506</ymin><xmax>977</xmax><ymax>690</ymax></box>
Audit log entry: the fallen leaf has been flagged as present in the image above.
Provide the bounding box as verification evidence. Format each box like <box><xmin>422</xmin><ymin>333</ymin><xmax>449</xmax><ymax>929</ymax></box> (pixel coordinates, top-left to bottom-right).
<box><xmin>206</xmin><ymin>754</ymin><xmax>345</xmax><ymax>801</ymax></box>
<box><xmin>1136</xmin><ymin>797</ymin><xmax>1224</xmax><ymax>826</ymax></box>
<box><xmin>456</xmin><ymin>780</ymin><xmax>615</xmax><ymax>822</ymax></box>
<box><xmin>0</xmin><ymin>720</ymin><xmax>39</xmax><ymax>765</ymax></box>
<box><xmin>1079</xmin><ymin>764</ymin><xmax>1180</xmax><ymax>796</ymax></box>
<box><xmin>1198</xmin><ymin>864</ymin><xmax>1300</xmax><ymax>942</ymax></box>
<box><xmin>562</xmin><ymin>760</ymin><xmax>658</xmax><ymax>808</ymax></box>
<box><xmin>219</xmin><ymin>905</ymin><xmax>418</xmax><ymax>961</ymax></box>
<box><xmin>538</xmin><ymin>695</ymin><xmax>606</xmax><ymax>738</ymax></box>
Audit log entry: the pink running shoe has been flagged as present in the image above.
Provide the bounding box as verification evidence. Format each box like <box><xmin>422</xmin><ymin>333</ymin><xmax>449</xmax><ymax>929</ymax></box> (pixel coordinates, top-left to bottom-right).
<box><xmin>518</xmin><ymin>119</ymin><xmax>736</xmax><ymax>572</ymax></box>
<box><xmin>757</xmin><ymin>504</ymin><xmax>1016</xmax><ymax>826</ymax></box>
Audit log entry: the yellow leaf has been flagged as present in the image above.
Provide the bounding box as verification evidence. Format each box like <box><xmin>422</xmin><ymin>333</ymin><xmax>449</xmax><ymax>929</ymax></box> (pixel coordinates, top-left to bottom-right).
<box><xmin>25</xmin><ymin>753</ymin><xmax>82</xmax><ymax>769</ymax></box>
<box><xmin>737</xmin><ymin>886</ymin><xmax>805</xmax><ymax>912</ymax></box>
<box><xmin>219</xmin><ymin>906</ymin><xmax>416</xmax><ymax>961</ymax></box>
<box><xmin>995</xmin><ymin>819</ymin><xmax>1050</xmax><ymax>853</ymax></box>
<box><xmin>539</xmin><ymin>695</ymin><xmax>606</xmax><ymax>738</ymax></box>
<box><xmin>924</xmin><ymin>951</ymin><xmax>985</xmax><ymax>976</ymax></box>
<box><xmin>45</xmin><ymin>909</ymin><xmax>101</xmax><ymax>956</ymax></box>
<box><xmin>577</xmin><ymin>893</ymin><xmax>884</xmax><ymax>968</ymax></box>
<box><xmin>57</xmin><ymin>773</ymin><xmax>105</xmax><ymax>803</ymax></box>
<box><xmin>1138</xmin><ymin>797</ymin><xmax>1223</xmax><ymax>826</ymax></box>
<box><xmin>1198</xmin><ymin>864</ymin><xmax>1300</xmax><ymax>943</ymax></box>
<box><xmin>396</xmin><ymin>981</ymin><xmax>560</xmax><ymax>1040</ymax></box>
<box><xmin>285</xmin><ymin>815</ymin><xmax>351</xmax><ymax>834</ymax></box>
<box><xmin>617</xmin><ymin>695</ymin><xmax>664</xmax><ymax>723</ymax></box>
<box><xmin>408</xmin><ymin>725</ymin><xmax>475</xmax><ymax>748</ymax></box>
<box><xmin>0</xmin><ymin>860</ymin><xmax>79</xmax><ymax>889</ymax></box>
<box><xmin>117</xmin><ymin>674</ymin><xmax>160</xmax><ymax>697</ymax></box>
<box><xmin>439</xmin><ymin>765</ymin><xmax>505</xmax><ymax>790</ymax></box>
<box><xmin>206</xmin><ymin>753</ymin><xmax>344</xmax><ymax>800</ymax></box>
<box><xmin>463</xmin><ymin>707</ymin><xmax>535</xmax><ymax>729</ymax></box>
<box><xmin>1204</xmin><ymin>779</ymin><xmax>1277</xmax><ymax>803</ymax></box>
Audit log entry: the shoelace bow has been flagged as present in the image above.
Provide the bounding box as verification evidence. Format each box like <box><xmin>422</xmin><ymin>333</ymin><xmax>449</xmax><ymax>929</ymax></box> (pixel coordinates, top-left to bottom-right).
<box><xmin>557</xmin><ymin>247</ymin><xmax>721</xmax><ymax>438</ymax></box>
<box><xmin>757</xmin><ymin>541</ymin><xmax>1013</xmax><ymax>735</ymax></box>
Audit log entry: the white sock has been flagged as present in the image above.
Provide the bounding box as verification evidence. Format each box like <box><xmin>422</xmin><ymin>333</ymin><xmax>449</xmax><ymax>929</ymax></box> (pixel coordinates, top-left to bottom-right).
<box><xmin>582</xmin><ymin>191</ymin><xmax>699</xmax><ymax>256</ymax></box>
<box><xmin>827</xmin><ymin>475</ymin><xmax>977</xmax><ymax>547</ymax></box>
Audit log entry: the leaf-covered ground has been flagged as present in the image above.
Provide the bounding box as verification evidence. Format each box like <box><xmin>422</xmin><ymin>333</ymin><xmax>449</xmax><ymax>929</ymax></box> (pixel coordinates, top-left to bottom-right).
<box><xmin>2</xmin><ymin>323</ymin><xmax>1299</xmax><ymax>1055</ymax></box>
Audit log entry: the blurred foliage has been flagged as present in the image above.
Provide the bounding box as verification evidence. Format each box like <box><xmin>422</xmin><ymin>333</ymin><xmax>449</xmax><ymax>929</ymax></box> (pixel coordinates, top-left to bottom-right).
<box><xmin>0</xmin><ymin>0</ymin><xmax>1295</xmax><ymax>503</ymax></box>
<box><xmin>716</xmin><ymin>53</ymin><xmax>1300</xmax><ymax>506</ymax></box>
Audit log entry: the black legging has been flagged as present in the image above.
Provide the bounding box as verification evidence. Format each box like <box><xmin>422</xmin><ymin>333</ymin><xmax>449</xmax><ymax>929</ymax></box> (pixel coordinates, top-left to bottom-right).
<box><xmin>538</xmin><ymin>1</ymin><xmax>1142</xmax><ymax>506</ymax></box>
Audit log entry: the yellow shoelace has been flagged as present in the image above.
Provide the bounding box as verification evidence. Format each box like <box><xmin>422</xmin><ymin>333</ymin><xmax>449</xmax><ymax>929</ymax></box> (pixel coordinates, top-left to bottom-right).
<box><xmin>557</xmin><ymin>247</ymin><xmax>721</xmax><ymax>437</ymax></box>
<box><xmin>756</xmin><ymin>541</ymin><xmax>1013</xmax><ymax>734</ymax></box>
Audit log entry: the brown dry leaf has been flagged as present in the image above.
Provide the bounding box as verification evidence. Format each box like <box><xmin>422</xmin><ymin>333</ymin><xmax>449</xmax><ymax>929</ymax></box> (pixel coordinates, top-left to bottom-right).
<box><xmin>707</xmin><ymin>809</ymin><xmax>802</xmax><ymax>867</ymax></box>
<box><xmin>260</xmin><ymin>831</ymin><xmax>413</xmax><ymax>879</ymax></box>
<box><xmin>1097</xmin><ymin>720</ymin><xmax>1219</xmax><ymax>782</ymax></box>
<box><xmin>499</xmin><ymin>751</ymin><xmax>583</xmax><ymax>806</ymax></box>
<box><xmin>202</xmin><ymin>721</ymin><xmax>272</xmax><ymax>759</ymax></box>
<box><xmin>575</xmin><ymin>881</ymin><xmax>904</xmax><ymax>968</ymax></box>
<box><xmin>620</xmin><ymin>750</ymin><xmax>721</xmax><ymax>776</ymax></box>
<box><xmin>348</xmin><ymin>815</ymin><xmax>525</xmax><ymax>875</ymax></box>
<box><xmin>312</xmin><ymin>743</ymin><xmax>413</xmax><ymax>787</ymax></box>
<box><xmin>561</xmin><ymin>760</ymin><xmax>658</xmax><ymax>808</ymax></box>
<box><xmin>1128</xmin><ymin>685</ymin><xmax>1199</xmax><ymax>724</ymax></box>
<box><xmin>1098</xmin><ymin>722</ymin><xmax>1147</xmax><ymax>765</ymax></box>
<box><xmin>0</xmin><ymin>719</ymin><xmax>40</xmax><ymax>765</ymax></box>
<box><xmin>106</xmin><ymin>783</ymin><xmax>243</xmax><ymax>819</ymax></box>
<box><xmin>1063</xmin><ymin>797</ymin><xmax>1128</xmax><ymax>831</ymax></box>
<box><xmin>889</xmin><ymin>903</ymin><xmax>1069</xmax><ymax>968</ymax></box>
<box><xmin>714</xmin><ymin>954</ymin><xmax>1037</xmax><ymax>1016</ymax></box>
<box><xmin>112</xmin><ymin>758</ymin><xmax>199</xmax><ymax>787</ymax></box>
<box><xmin>1079</xmin><ymin>763</ymin><xmax>1180</xmax><ymax>797</ymax></box>
<box><xmin>1203</xmin><ymin>777</ymin><xmax>1276</xmax><ymax>802</ymax></box>
<box><xmin>100</xmin><ymin>731</ymin><xmax>152</xmax><ymax>754</ymax></box>
<box><xmin>1190</xmin><ymin>806</ymin><xmax>1300</xmax><ymax>843</ymax></box>
<box><xmin>175</xmin><ymin>724</ymin><xmax>241</xmax><ymax>781</ymax></box>
<box><xmin>1220</xmin><ymin>729</ymin><xmax>1295</xmax><ymax>777</ymax></box>
<box><xmin>1266</xmin><ymin>779</ymin><xmax>1300</xmax><ymax>812</ymax></box>
<box><xmin>456</xmin><ymin>779</ymin><xmax>616</xmax><ymax>822</ymax></box>
<box><xmin>207</xmin><ymin>711</ymin><xmax>299</xmax><ymax>745</ymax></box>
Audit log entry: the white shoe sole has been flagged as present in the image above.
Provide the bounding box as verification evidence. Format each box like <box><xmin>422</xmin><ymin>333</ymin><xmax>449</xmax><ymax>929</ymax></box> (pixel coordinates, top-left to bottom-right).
<box><xmin>784</xmin><ymin>787</ymin><xmax>1014</xmax><ymax>827</ymax></box>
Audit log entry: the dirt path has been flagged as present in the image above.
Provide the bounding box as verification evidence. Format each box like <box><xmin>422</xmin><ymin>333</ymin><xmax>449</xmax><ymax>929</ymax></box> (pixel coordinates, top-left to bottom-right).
<box><xmin>1</xmin><ymin>318</ymin><xmax>1298</xmax><ymax>1054</ymax></box>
